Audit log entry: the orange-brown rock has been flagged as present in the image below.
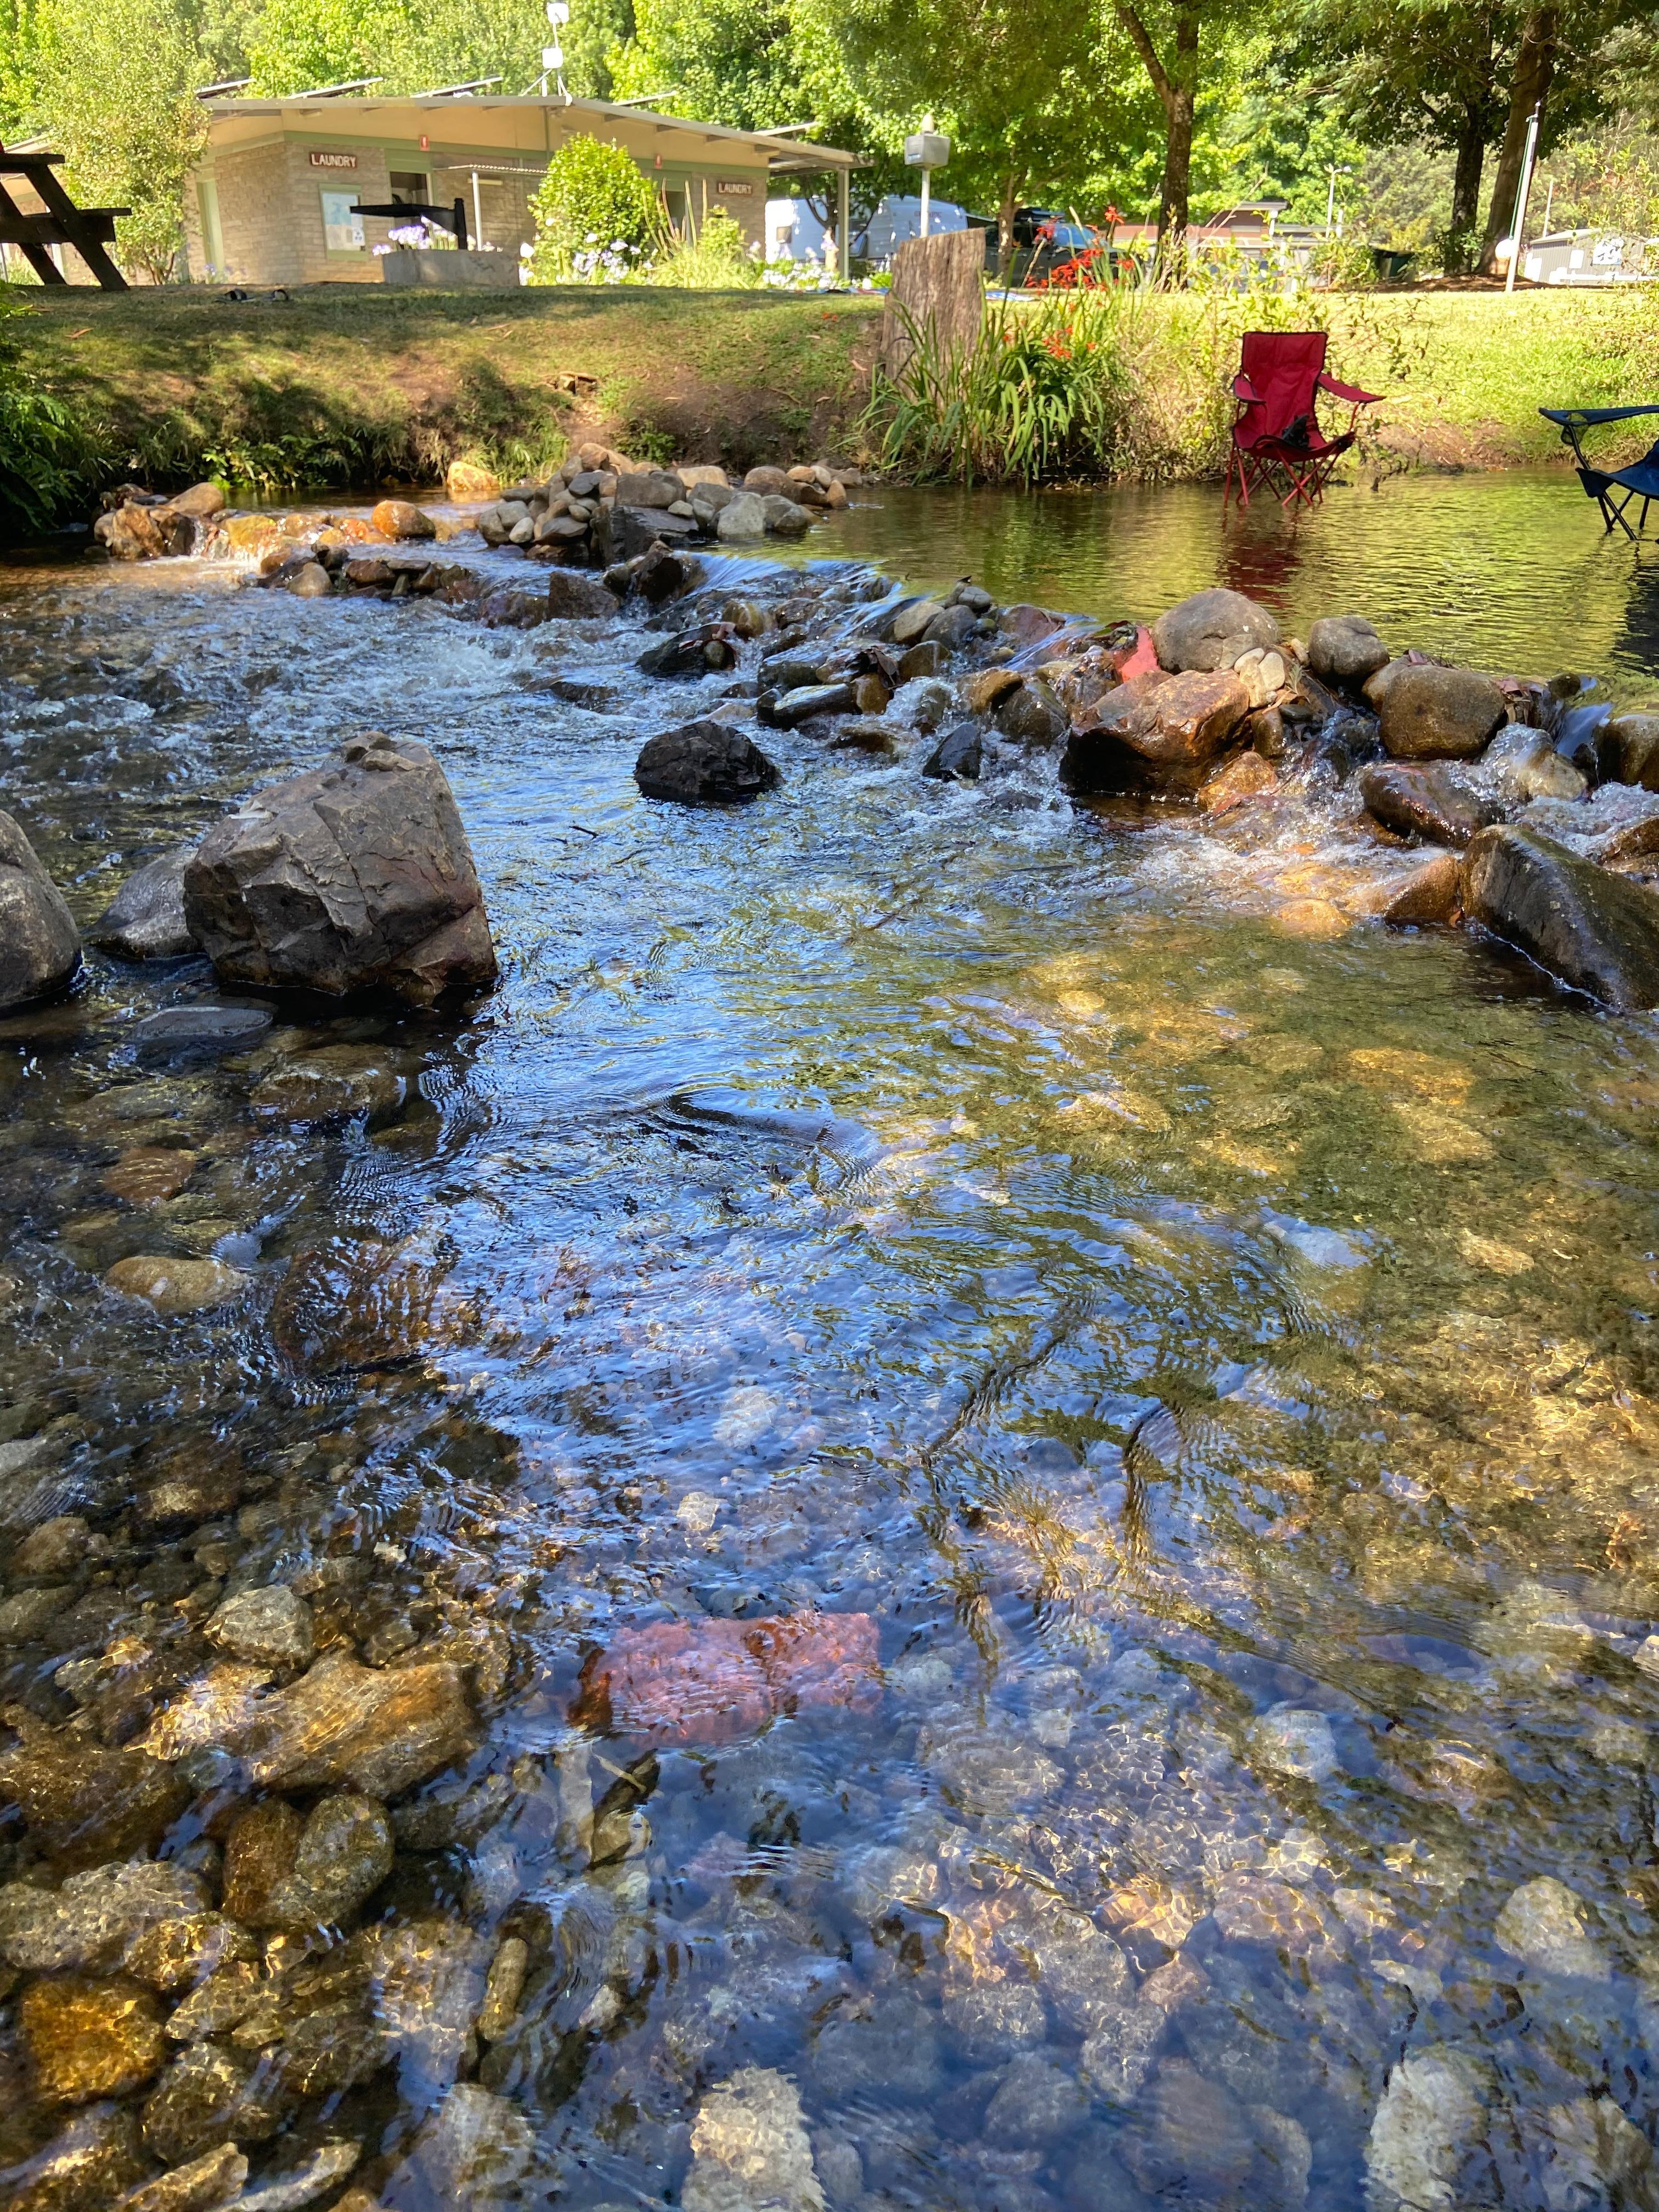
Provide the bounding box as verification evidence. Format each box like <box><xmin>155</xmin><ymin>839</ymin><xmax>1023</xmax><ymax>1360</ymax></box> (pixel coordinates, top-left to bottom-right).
<box><xmin>101</xmin><ymin>1147</ymin><xmax>199</xmax><ymax>1205</ymax></box>
<box><xmin>1382</xmin><ymin>852</ymin><xmax>1460</xmax><ymax>928</ymax></box>
<box><xmin>1198</xmin><ymin>750</ymin><xmax>1277</xmax><ymax>816</ymax></box>
<box><xmin>574</xmin><ymin>1611</ymin><xmax>880</xmax><ymax>1748</ymax></box>
<box><xmin>221</xmin><ymin>1799</ymin><xmax>304</xmax><ymax>1925</ymax></box>
<box><xmin>245</xmin><ymin>1651</ymin><xmax>475</xmax><ymax>1797</ymax></box>
<box><xmin>0</xmin><ymin>1728</ymin><xmax>189</xmax><ymax>1869</ymax></box>
<box><xmin>20</xmin><ymin>1974</ymin><xmax>167</xmax><ymax>2102</ymax></box>
<box><xmin>1094</xmin><ymin>669</ymin><xmax>1251</xmax><ymax>764</ymax></box>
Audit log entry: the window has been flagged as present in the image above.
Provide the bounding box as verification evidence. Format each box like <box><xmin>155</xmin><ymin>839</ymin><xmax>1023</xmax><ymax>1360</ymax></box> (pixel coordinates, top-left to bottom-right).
<box><xmin>389</xmin><ymin>172</ymin><xmax>429</xmax><ymax>206</ymax></box>
<box><xmin>320</xmin><ymin>189</ymin><xmax>364</xmax><ymax>252</ymax></box>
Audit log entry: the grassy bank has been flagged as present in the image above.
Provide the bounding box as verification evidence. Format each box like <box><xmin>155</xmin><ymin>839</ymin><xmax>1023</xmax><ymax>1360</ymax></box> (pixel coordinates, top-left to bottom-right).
<box><xmin>873</xmin><ymin>285</ymin><xmax>1659</xmax><ymax>488</ymax></box>
<box><xmin>0</xmin><ymin>283</ymin><xmax>882</xmax><ymax>523</ymax></box>
<box><xmin>2</xmin><ymin>280</ymin><xmax>1654</xmax><ymax>532</ymax></box>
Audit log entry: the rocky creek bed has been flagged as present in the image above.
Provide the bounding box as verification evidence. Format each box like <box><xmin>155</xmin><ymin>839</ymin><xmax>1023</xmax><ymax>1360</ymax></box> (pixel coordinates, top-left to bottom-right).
<box><xmin>3</xmin><ymin>490</ymin><xmax>1659</xmax><ymax>2211</ymax></box>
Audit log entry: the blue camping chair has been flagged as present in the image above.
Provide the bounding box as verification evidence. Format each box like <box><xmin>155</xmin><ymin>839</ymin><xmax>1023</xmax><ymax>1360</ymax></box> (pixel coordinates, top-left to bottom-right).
<box><xmin>1540</xmin><ymin>404</ymin><xmax>1659</xmax><ymax>540</ymax></box>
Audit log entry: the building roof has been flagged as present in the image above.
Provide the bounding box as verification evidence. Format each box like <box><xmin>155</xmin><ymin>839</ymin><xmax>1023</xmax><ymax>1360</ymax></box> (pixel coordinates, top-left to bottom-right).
<box><xmin>196</xmin><ymin>94</ymin><xmax>862</xmax><ymax>176</ymax></box>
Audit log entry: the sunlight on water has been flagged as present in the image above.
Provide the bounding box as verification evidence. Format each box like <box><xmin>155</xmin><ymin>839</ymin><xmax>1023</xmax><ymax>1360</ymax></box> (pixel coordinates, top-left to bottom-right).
<box><xmin>0</xmin><ymin>478</ymin><xmax>1657</xmax><ymax>2210</ymax></box>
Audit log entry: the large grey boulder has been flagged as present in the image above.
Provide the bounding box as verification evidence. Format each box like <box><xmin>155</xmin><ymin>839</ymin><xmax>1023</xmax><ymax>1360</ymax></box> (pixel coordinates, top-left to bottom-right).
<box><xmin>0</xmin><ymin>810</ymin><xmax>80</xmax><ymax>1011</ymax></box>
<box><xmin>1373</xmin><ymin>663</ymin><xmax>1505</xmax><ymax>760</ymax></box>
<box><xmin>634</xmin><ymin>719</ymin><xmax>779</xmax><ymax>805</ymax></box>
<box><xmin>1150</xmin><ymin>588</ymin><xmax>1278</xmax><ymax>673</ymax></box>
<box><xmin>1460</xmin><ymin>824</ymin><xmax>1659</xmax><ymax>1009</ymax></box>
<box><xmin>716</xmin><ymin>492</ymin><xmax>769</xmax><ymax>541</ymax></box>
<box><xmin>543</xmin><ymin>568</ymin><xmax>618</xmax><ymax>619</ymax></box>
<box><xmin>87</xmin><ymin>846</ymin><xmax>197</xmax><ymax>960</ymax></box>
<box><xmin>182</xmin><ymin>733</ymin><xmax>497</xmax><ymax>1006</ymax></box>
<box><xmin>1307</xmin><ymin>613</ymin><xmax>1389</xmax><ymax>685</ymax></box>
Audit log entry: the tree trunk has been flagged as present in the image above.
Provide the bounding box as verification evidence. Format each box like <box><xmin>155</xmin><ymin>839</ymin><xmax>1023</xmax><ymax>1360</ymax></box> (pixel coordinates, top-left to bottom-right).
<box><xmin>997</xmin><ymin>172</ymin><xmax>1023</xmax><ymax>281</ymax></box>
<box><xmin>1159</xmin><ymin>7</ymin><xmax>1200</xmax><ymax>250</ymax></box>
<box><xmin>1448</xmin><ymin>104</ymin><xmax>1486</xmax><ymax>259</ymax></box>
<box><xmin>1113</xmin><ymin>0</ymin><xmax>1202</xmax><ymax>266</ymax></box>
<box><xmin>1480</xmin><ymin>5</ymin><xmax>1558</xmax><ymax>273</ymax></box>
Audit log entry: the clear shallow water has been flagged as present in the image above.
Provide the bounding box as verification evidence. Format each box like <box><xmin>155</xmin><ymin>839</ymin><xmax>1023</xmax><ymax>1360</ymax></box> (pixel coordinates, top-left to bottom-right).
<box><xmin>0</xmin><ymin>481</ymin><xmax>1658</xmax><ymax>2210</ymax></box>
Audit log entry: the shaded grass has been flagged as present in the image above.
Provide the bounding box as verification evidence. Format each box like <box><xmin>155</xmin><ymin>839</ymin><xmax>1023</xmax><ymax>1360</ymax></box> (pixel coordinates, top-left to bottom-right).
<box><xmin>1</xmin><ymin>281</ymin><xmax>881</xmax><ymax>526</ymax></box>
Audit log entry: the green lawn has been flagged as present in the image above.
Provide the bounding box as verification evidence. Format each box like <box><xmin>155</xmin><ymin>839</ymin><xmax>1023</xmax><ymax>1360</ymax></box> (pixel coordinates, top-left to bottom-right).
<box><xmin>4</xmin><ymin>282</ymin><xmax>883</xmax><ymax>498</ymax></box>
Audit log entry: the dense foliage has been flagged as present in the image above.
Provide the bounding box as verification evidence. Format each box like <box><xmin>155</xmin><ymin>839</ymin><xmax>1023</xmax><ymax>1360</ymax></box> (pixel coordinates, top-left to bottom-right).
<box><xmin>526</xmin><ymin>132</ymin><xmax>664</xmax><ymax>281</ymax></box>
<box><xmin>0</xmin><ymin>0</ymin><xmax>1652</xmax><ymax>278</ymax></box>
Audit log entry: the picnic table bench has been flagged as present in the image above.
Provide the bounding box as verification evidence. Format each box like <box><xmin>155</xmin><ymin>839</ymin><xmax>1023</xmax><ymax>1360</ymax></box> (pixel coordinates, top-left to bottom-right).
<box><xmin>0</xmin><ymin>143</ymin><xmax>128</xmax><ymax>289</ymax></box>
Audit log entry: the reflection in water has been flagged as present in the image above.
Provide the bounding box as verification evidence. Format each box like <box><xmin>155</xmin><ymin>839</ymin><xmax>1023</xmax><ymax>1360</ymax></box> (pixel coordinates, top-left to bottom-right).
<box><xmin>0</xmin><ymin>489</ymin><xmax>1657</xmax><ymax>2210</ymax></box>
<box><xmin>813</xmin><ymin>470</ymin><xmax>1659</xmax><ymax>702</ymax></box>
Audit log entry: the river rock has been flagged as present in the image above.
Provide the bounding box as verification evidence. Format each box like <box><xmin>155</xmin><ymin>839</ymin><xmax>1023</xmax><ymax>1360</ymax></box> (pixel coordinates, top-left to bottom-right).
<box><xmin>1</xmin><ymin>810</ymin><xmax>81</xmax><ymax>1012</ymax></box>
<box><xmin>0</xmin><ymin>1731</ymin><xmax>189</xmax><ymax>1868</ymax></box>
<box><xmin>575</xmin><ymin>1612</ymin><xmax>879</xmax><ymax>1748</ymax></box>
<box><xmin>985</xmin><ymin>2053</ymin><xmax>1090</xmax><ymax>2151</ymax></box>
<box><xmin>283</xmin><ymin>563</ymin><xmax>330</xmax><ymax>599</ymax></box>
<box><xmin>616</xmin><ymin>470</ymin><xmax>683</xmax><ymax>510</ymax></box>
<box><xmin>1359</xmin><ymin>763</ymin><xmax>1499</xmax><ymax>847</ymax></box>
<box><xmin>1067</xmin><ymin>669</ymin><xmax>1249</xmax><ymax>791</ymax></box>
<box><xmin>1151</xmin><ymin>588</ymin><xmax>1278</xmax><ymax>673</ymax></box>
<box><xmin>96</xmin><ymin>502</ymin><xmax>198</xmax><ymax>560</ymax></box>
<box><xmin>1517</xmin><ymin>783</ymin><xmax>1659</xmax><ymax>865</ymax></box>
<box><xmin>14</xmin><ymin>1512</ymin><xmax>92</xmax><ymax>1578</ymax></box>
<box><xmin>634</xmin><ymin>720</ymin><xmax>780</xmax><ymax>805</ymax></box>
<box><xmin>942</xmin><ymin>1978</ymin><xmax>1046</xmax><ymax>2062</ymax></box>
<box><xmin>140</xmin><ymin>2043</ymin><xmax>283</xmax><ymax>2166</ymax></box>
<box><xmin>87</xmin><ymin>848</ymin><xmax>197</xmax><ymax>960</ymax></box>
<box><xmin>205</xmin><ymin>1585</ymin><xmax>315</xmax><ymax>1669</ymax></box>
<box><xmin>923</xmin><ymin>723</ymin><xmax>983</xmax><ymax>781</ymax></box>
<box><xmin>769</xmin><ymin>683</ymin><xmax>855</xmax><ymax>725</ymax></box>
<box><xmin>1199</xmin><ymin>749</ymin><xmax>1276</xmax><ymax>815</ymax></box>
<box><xmin>1476</xmin><ymin>723</ymin><xmax>1587</xmax><ymax>805</ymax></box>
<box><xmin>543</xmin><ymin>567</ymin><xmax>617</xmax><ymax>619</ymax></box>
<box><xmin>258</xmin><ymin>1795</ymin><xmax>393</xmax><ymax>1932</ymax></box>
<box><xmin>182</xmin><ymin>734</ymin><xmax>496</xmax><ymax>1006</ymax></box>
<box><xmin>20</xmin><ymin>1974</ymin><xmax>168</xmax><ymax>2102</ymax></box>
<box><xmin>250</xmin><ymin>1044</ymin><xmax>405</xmax><ymax>1126</ymax></box>
<box><xmin>1461</xmin><ymin>825</ymin><xmax>1659</xmax><ymax>1011</ymax></box>
<box><xmin>1376</xmin><ymin>664</ymin><xmax>1505</xmax><ymax>760</ymax></box>
<box><xmin>993</xmin><ymin>678</ymin><xmax>1068</xmax><ymax>747</ymax></box>
<box><xmin>369</xmin><ymin>499</ymin><xmax>436</xmax><ymax>540</ymax></box>
<box><xmin>922</xmin><ymin>603</ymin><xmax>979</xmax><ymax>649</ymax></box>
<box><xmin>716</xmin><ymin>493</ymin><xmax>769</xmax><ymax>541</ymax></box>
<box><xmin>115</xmin><ymin>2141</ymin><xmax>248</xmax><ymax>2212</ymax></box>
<box><xmin>1533</xmin><ymin>2096</ymin><xmax>1654</xmax><ymax>2210</ymax></box>
<box><xmin>0</xmin><ymin>1863</ymin><xmax>208</xmax><ymax>1974</ymax></box>
<box><xmin>761</xmin><ymin>495</ymin><xmax>812</xmax><ymax>538</ymax></box>
<box><xmin>234</xmin><ymin>2140</ymin><xmax>359</xmax><ymax>2212</ymax></box>
<box><xmin>1364</xmin><ymin>2046</ymin><xmax>1489</xmax><ymax>2211</ymax></box>
<box><xmin>684</xmin><ymin>2066</ymin><xmax>823</xmax><ymax>2212</ymax></box>
<box><xmin>393</xmin><ymin>2083</ymin><xmax>535</xmax><ymax>2204</ymax></box>
<box><xmin>1248</xmin><ymin>1705</ymin><xmax>1340</xmax><ymax>1781</ymax></box>
<box><xmin>1307</xmin><ymin>613</ymin><xmax>1389</xmax><ymax>685</ymax></box>
<box><xmin>1605</xmin><ymin>710</ymin><xmax>1659</xmax><ymax>788</ymax></box>
<box><xmin>101</xmin><ymin>1144</ymin><xmax>199</xmax><ymax>1205</ymax></box>
<box><xmin>123</xmin><ymin>1915</ymin><xmax>253</xmax><ymax>1996</ymax></box>
<box><xmin>1</xmin><ymin>2103</ymin><xmax>149</xmax><ymax>2212</ymax></box>
<box><xmin>131</xmin><ymin>1005</ymin><xmax>271</xmax><ymax>1052</ymax></box>
<box><xmin>221</xmin><ymin>1799</ymin><xmax>303</xmax><ymax>1925</ymax></box>
<box><xmin>245</xmin><ymin>1650</ymin><xmax>476</xmax><ymax>1797</ymax></box>
<box><xmin>1383</xmin><ymin>852</ymin><xmax>1461</xmax><ymax>927</ymax></box>
<box><xmin>104</xmin><ymin>1256</ymin><xmax>246</xmax><ymax>1314</ymax></box>
<box><xmin>1000</xmin><ymin>602</ymin><xmax>1063</xmax><ymax>646</ymax></box>
<box><xmin>1494</xmin><ymin>1875</ymin><xmax>1610</xmax><ymax>1979</ymax></box>
<box><xmin>1080</xmin><ymin>2000</ymin><xmax>1165</xmax><ymax>2103</ymax></box>
<box><xmin>1124</xmin><ymin>2061</ymin><xmax>1256</xmax><ymax>2200</ymax></box>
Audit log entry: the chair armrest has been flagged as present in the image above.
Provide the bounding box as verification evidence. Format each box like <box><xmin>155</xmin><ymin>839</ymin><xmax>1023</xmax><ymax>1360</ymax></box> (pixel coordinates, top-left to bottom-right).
<box><xmin>1233</xmin><ymin>374</ymin><xmax>1262</xmax><ymax>403</ymax></box>
<box><xmin>1317</xmin><ymin>371</ymin><xmax>1381</xmax><ymax>405</ymax></box>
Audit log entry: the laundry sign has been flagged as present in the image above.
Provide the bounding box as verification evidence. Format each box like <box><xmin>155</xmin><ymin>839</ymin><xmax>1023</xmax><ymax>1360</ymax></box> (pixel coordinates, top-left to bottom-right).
<box><xmin>714</xmin><ymin>178</ymin><xmax>756</xmax><ymax>196</ymax></box>
<box><xmin>309</xmin><ymin>151</ymin><xmax>359</xmax><ymax>170</ymax></box>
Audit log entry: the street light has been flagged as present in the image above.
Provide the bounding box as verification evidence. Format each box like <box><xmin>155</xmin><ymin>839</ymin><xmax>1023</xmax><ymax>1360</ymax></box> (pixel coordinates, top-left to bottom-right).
<box><xmin>904</xmin><ymin>112</ymin><xmax>950</xmax><ymax>239</ymax></box>
<box><xmin>1325</xmin><ymin>165</ymin><xmax>1351</xmax><ymax>236</ymax></box>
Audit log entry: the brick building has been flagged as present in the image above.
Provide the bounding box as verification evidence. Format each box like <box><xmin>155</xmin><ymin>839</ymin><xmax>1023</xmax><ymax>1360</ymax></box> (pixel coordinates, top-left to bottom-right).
<box><xmin>184</xmin><ymin>93</ymin><xmax>858</xmax><ymax>286</ymax></box>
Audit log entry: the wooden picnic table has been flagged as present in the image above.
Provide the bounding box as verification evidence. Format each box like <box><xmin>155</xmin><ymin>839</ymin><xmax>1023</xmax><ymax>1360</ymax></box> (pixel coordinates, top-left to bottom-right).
<box><xmin>0</xmin><ymin>144</ymin><xmax>129</xmax><ymax>289</ymax></box>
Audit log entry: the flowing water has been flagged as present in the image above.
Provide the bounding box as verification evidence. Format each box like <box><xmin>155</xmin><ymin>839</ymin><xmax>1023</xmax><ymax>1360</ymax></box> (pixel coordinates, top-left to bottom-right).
<box><xmin>1</xmin><ymin>471</ymin><xmax>1658</xmax><ymax>2212</ymax></box>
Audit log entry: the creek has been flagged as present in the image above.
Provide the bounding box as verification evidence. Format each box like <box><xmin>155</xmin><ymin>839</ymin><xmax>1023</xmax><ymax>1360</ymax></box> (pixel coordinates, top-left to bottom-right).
<box><xmin>2</xmin><ymin>470</ymin><xmax>1659</xmax><ymax>2210</ymax></box>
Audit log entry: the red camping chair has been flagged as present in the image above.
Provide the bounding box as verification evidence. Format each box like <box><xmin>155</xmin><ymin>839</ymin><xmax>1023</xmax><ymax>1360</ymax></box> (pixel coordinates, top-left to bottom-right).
<box><xmin>1224</xmin><ymin>330</ymin><xmax>1381</xmax><ymax>511</ymax></box>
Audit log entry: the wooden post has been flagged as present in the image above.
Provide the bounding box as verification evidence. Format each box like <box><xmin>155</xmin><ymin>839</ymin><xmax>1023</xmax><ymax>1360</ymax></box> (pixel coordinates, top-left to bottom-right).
<box><xmin>878</xmin><ymin>227</ymin><xmax>983</xmax><ymax>381</ymax></box>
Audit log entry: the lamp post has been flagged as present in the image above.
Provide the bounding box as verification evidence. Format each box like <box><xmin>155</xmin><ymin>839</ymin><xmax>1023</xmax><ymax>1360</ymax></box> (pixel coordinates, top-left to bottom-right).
<box><xmin>904</xmin><ymin>114</ymin><xmax>950</xmax><ymax>241</ymax></box>
<box><xmin>1503</xmin><ymin>101</ymin><xmax>1543</xmax><ymax>295</ymax></box>
<box><xmin>1325</xmin><ymin>165</ymin><xmax>1351</xmax><ymax>236</ymax></box>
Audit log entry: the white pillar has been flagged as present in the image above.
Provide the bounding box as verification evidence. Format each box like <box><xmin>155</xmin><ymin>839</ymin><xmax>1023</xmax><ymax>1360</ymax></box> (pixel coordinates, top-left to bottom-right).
<box><xmin>838</xmin><ymin>167</ymin><xmax>850</xmax><ymax>282</ymax></box>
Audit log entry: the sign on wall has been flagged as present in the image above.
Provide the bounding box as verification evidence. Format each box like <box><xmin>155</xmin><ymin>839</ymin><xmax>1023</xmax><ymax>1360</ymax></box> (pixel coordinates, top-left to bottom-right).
<box><xmin>310</xmin><ymin>151</ymin><xmax>359</xmax><ymax>170</ymax></box>
<box><xmin>320</xmin><ymin>189</ymin><xmax>364</xmax><ymax>251</ymax></box>
<box><xmin>714</xmin><ymin>179</ymin><xmax>756</xmax><ymax>196</ymax></box>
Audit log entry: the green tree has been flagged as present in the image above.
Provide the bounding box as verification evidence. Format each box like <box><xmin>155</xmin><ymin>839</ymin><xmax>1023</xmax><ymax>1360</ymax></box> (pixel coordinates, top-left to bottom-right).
<box><xmin>30</xmin><ymin>0</ymin><xmax>208</xmax><ymax>280</ymax></box>
<box><xmin>246</xmin><ymin>0</ymin><xmax>549</xmax><ymax>95</ymax></box>
<box><xmin>524</xmin><ymin>129</ymin><xmax>663</xmax><ymax>277</ymax></box>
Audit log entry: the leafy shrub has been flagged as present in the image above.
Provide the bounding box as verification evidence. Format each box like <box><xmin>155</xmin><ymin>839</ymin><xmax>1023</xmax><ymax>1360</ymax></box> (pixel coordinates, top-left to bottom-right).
<box><xmin>527</xmin><ymin>135</ymin><xmax>664</xmax><ymax>284</ymax></box>
<box><xmin>0</xmin><ymin>287</ymin><xmax>86</xmax><ymax>532</ymax></box>
<box><xmin>651</xmin><ymin>208</ymin><xmax>757</xmax><ymax>289</ymax></box>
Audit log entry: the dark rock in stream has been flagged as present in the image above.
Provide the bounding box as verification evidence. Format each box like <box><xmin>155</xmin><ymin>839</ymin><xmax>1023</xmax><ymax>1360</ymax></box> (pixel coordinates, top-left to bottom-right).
<box><xmin>765</xmin><ymin>682</ymin><xmax>855</xmax><ymax>726</ymax></box>
<box><xmin>1372</xmin><ymin>662</ymin><xmax>1506</xmax><ymax>760</ymax></box>
<box><xmin>1</xmin><ymin>810</ymin><xmax>81</xmax><ymax>1012</ymax></box>
<box><xmin>634</xmin><ymin>720</ymin><xmax>780</xmax><ymax>805</ymax></box>
<box><xmin>545</xmin><ymin>567</ymin><xmax>625</xmax><ymax>620</ymax></box>
<box><xmin>182</xmin><ymin>733</ymin><xmax>497</xmax><ymax>1006</ymax></box>
<box><xmin>1461</xmin><ymin>824</ymin><xmax>1659</xmax><ymax>1009</ymax></box>
<box><xmin>993</xmin><ymin>679</ymin><xmax>1068</xmax><ymax>747</ymax></box>
<box><xmin>129</xmin><ymin>1003</ymin><xmax>273</xmax><ymax>1052</ymax></box>
<box><xmin>1307</xmin><ymin>614</ymin><xmax>1389</xmax><ymax>685</ymax></box>
<box><xmin>636</xmin><ymin>623</ymin><xmax>738</xmax><ymax>679</ymax></box>
<box><xmin>1358</xmin><ymin>762</ymin><xmax>1500</xmax><ymax>848</ymax></box>
<box><xmin>923</xmin><ymin>723</ymin><xmax>984</xmax><ymax>781</ymax></box>
<box><xmin>88</xmin><ymin>848</ymin><xmax>198</xmax><ymax>961</ymax></box>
